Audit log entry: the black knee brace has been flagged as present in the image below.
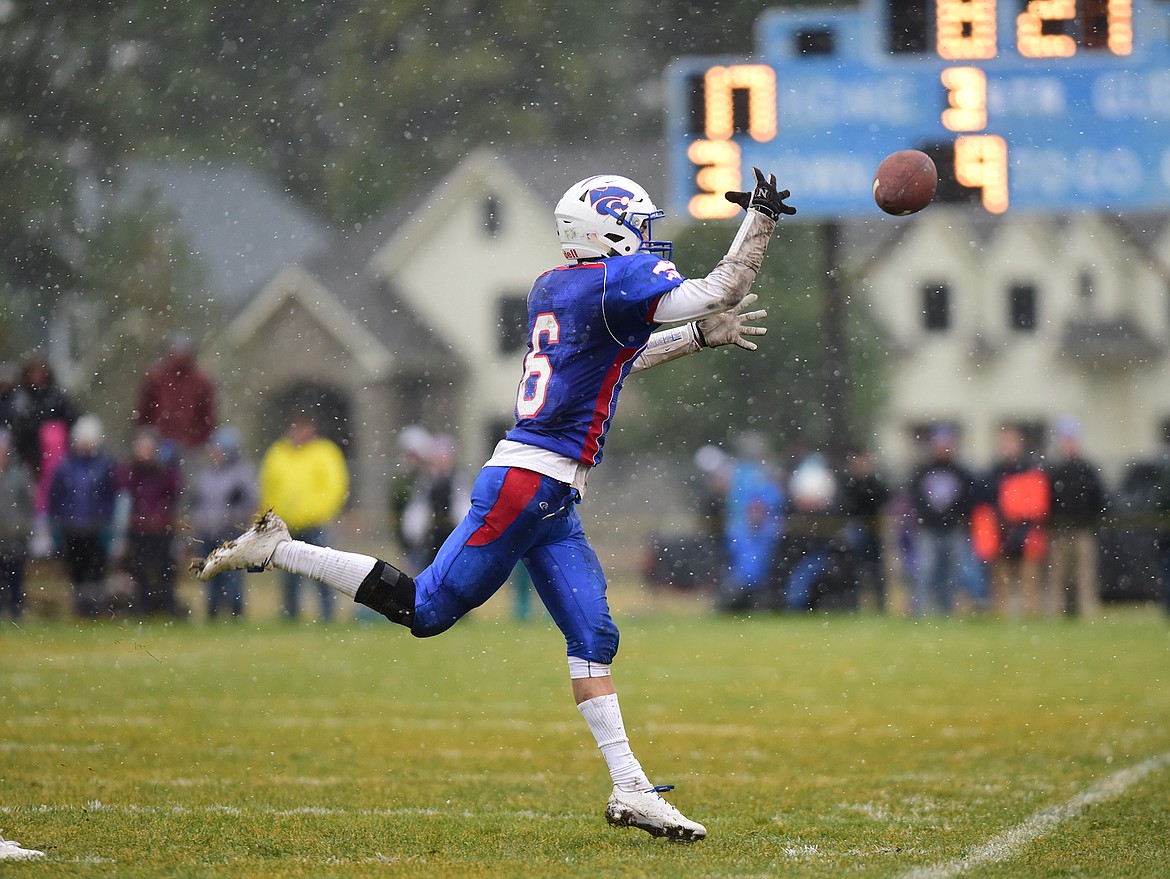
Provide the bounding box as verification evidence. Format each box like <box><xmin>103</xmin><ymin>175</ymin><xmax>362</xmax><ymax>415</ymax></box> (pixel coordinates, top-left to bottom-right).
<box><xmin>354</xmin><ymin>561</ymin><xmax>416</xmax><ymax>628</ymax></box>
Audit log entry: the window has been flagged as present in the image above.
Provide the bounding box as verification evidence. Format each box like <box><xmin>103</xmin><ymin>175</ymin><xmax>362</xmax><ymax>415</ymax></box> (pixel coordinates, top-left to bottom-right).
<box><xmin>1008</xmin><ymin>282</ymin><xmax>1037</xmax><ymax>332</ymax></box>
<box><xmin>922</xmin><ymin>281</ymin><xmax>950</xmax><ymax>331</ymax></box>
<box><xmin>1078</xmin><ymin>269</ymin><xmax>1095</xmax><ymax>302</ymax></box>
<box><xmin>496</xmin><ymin>294</ymin><xmax>529</xmax><ymax>354</ymax></box>
<box><xmin>484</xmin><ymin>194</ymin><xmax>502</xmax><ymax>237</ymax></box>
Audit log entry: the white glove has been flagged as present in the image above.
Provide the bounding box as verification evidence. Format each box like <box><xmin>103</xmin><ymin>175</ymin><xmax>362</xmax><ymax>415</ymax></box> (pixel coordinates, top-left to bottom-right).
<box><xmin>695</xmin><ymin>293</ymin><xmax>768</xmax><ymax>351</ymax></box>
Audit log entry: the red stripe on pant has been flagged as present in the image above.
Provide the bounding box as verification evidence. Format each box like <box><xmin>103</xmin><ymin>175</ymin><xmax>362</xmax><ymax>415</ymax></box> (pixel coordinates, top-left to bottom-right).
<box><xmin>466</xmin><ymin>468</ymin><xmax>543</xmax><ymax>547</ymax></box>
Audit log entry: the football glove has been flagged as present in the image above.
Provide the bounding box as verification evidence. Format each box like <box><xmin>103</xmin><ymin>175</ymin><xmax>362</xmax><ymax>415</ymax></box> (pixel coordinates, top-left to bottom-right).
<box><xmin>724</xmin><ymin>167</ymin><xmax>796</xmax><ymax>220</ymax></box>
<box><xmin>695</xmin><ymin>293</ymin><xmax>768</xmax><ymax>351</ymax></box>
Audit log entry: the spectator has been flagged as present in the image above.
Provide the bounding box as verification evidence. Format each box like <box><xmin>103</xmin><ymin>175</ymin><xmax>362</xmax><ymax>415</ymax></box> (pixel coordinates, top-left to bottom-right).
<box><xmin>693</xmin><ymin>444</ymin><xmax>733</xmax><ymax>595</ymax></box>
<box><xmin>907</xmin><ymin>426</ymin><xmax>980</xmax><ymax>616</ymax></box>
<box><xmin>1045</xmin><ymin>417</ymin><xmax>1107</xmax><ymax>618</ymax></box>
<box><xmin>0</xmin><ymin>430</ymin><xmax>34</xmax><ymax>620</ymax></box>
<box><xmin>258</xmin><ymin>412</ymin><xmax>349</xmax><ymax>621</ymax></box>
<box><xmin>117</xmin><ymin>428</ymin><xmax>183</xmax><ymax>618</ymax></box>
<box><xmin>8</xmin><ymin>354</ymin><xmax>77</xmax><ymax>557</ymax></box>
<box><xmin>135</xmin><ymin>334</ymin><xmax>217</xmax><ymax>465</ymax></box>
<box><xmin>47</xmin><ymin>415</ymin><xmax>117</xmax><ymax>618</ymax></box>
<box><xmin>189</xmin><ymin>426</ymin><xmax>258</xmax><ymax>619</ymax></box>
<box><xmin>985</xmin><ymin>425</ymin><xmax>1052</xmax><ymax>617</ymax></box>
<box><xmin>693</xmin><ymin>444</ymin><xmax>732</xmax><ymax>545</ymax></box>
<box><xmin>782</xmin><ymin>453</ymin><xmax>844</xmax><ymax>611</ymax></box>
<box><xmin>839</xmin><ymin>447</ymin><xmax>892</xmax><ymax>612</ymax></box>
<box><xmin>424</xmin><ymin>434</ymin><xmax>470</xmax><ymax>563</ymax></box>
<box><xmin>716</xmin><ymin>432</ymin><xmax>785</xmax><ymax>612</ymax></box>
<box><xmin>388</xmin><ymin>424</ymin><xmax>434</xmax><ymax>574</ymax></box>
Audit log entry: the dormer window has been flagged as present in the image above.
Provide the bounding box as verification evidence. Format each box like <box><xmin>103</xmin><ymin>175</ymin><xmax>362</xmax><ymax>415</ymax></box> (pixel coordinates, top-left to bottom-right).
<box><xmin>922</xmin><ymin>281</ymin><xmax>950</xmax><ymax>331</ymax></box>
<box><xmin>484</xmin><ymin>194</ymin><xmax>502</xmax><ymax>237</ymax></box>
<box><xmin>1009</xmin><ymin>283</ymin><xmax>1037</xmax><ymax>332</ymax></box>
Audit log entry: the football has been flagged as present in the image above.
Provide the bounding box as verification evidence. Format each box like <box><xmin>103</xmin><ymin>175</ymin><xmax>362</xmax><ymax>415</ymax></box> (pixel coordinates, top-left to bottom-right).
<box><xmin>873</xmin><ymin>149</ymin><xmax>938</xmax><ymax>216</ymax></box>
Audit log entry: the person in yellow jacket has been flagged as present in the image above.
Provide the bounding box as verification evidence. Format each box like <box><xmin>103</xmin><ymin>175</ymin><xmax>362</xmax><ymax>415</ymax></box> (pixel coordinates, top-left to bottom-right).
<box><xmin>259</xmin><ymin>414</ymin><xmax>348</xmax><ymax>620</ymax></box>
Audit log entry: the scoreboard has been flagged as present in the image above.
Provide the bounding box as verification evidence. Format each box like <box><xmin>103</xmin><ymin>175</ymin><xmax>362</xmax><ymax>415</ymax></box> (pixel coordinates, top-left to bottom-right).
<box><xmin>665</xmin><ymin>0</ymin><xmax>1170</xmax><ymax>219</ymax></box>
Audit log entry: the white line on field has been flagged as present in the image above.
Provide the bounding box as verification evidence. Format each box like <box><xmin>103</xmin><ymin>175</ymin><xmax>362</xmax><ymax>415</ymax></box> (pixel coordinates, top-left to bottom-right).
<box><xmin>898</xmin><ymin>752</ymin><xmax>1170</xmax><ymax>879</ymax></box>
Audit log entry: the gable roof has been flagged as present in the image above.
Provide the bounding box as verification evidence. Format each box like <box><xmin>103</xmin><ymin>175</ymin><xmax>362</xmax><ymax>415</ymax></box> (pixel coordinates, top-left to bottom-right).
<box><xmin>222</xmin><ymin>265</ymin><xmax>396</xmax><ymax>378</ymax></box>
<box><xmin>114</xmin><ymin>162</ymin><xmax>330</xmax><ymax>303</ymax></box>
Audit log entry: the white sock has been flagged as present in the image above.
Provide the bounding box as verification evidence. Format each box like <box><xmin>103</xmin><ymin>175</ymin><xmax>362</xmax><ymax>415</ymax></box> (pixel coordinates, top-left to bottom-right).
<box><xmin>578</xmin><ymin>693</ymin><xmax>651</xmax><ymax>792</ymax></box>
<box><xmin>272</xmin><ymin>540</ymin><xmax>379</xmax><ymax>599</ymax></box>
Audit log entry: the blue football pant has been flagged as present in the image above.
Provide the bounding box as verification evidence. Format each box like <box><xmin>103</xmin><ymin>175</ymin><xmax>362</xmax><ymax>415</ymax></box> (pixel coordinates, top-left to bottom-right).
<box><xmin>411</xmin><ymin>466</ymin><xmax>620</xmax><ymax>665</ymax></box>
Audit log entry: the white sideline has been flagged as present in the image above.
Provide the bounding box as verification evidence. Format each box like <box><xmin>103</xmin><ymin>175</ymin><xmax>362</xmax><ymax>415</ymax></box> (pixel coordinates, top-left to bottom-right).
<box><xmin>898</xmin><ymin>752</ymin><xmax>1170</xmax><ymax>879</ymax></box>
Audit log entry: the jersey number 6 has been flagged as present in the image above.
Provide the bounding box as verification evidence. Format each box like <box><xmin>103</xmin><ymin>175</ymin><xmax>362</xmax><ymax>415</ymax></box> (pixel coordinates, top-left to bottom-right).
<box><xmin>516</xmin><ymin>312</ymin><xmax>560</xmax><ymax>419</ymax></box>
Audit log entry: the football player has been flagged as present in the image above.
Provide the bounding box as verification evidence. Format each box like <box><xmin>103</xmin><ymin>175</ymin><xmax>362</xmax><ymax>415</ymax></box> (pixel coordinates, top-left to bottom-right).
<box><xmin>194</xmin><ymin>168</ymin><xmax>794</xmax><ymax>841</ymax></box>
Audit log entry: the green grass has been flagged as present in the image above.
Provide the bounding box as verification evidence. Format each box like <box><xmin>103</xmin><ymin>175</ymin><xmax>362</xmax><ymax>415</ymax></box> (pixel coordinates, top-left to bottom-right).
<box><xmin>2</xmin><ymin>605</ymin><xmax>1169</xmax><ymax>878</ymax></box>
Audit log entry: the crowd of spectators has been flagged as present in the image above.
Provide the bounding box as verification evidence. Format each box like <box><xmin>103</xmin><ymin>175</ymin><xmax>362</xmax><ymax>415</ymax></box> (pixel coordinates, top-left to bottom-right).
<box><xmin>667</xmin><ymin>423</ymin><xmax>1170</xmax><ymax>619</ymax></box>
<box><xmin>0</xmin><ymin>345</ymin><xmax>477</xmax><ymax>623</ymax></box>
<box><xmin>3</xmin><ymin>342</ymin><xmax>1169</xmax><ymax>623</ymax></box>
<box><xmin>0</xmin><ymin>339</ymin><xmax>230</xmax><ymax>621</ymax></box>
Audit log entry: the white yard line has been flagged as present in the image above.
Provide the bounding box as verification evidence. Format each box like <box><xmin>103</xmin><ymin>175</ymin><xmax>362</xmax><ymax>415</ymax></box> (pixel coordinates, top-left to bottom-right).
<box><xmin>898</xmin><ymin>752</ymin><xmax>1170</xmax><ymax>879</ymax></box>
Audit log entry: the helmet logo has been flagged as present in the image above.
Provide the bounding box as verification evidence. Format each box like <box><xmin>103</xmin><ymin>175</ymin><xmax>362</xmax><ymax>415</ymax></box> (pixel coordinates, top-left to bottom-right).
<box><xmin>587</xmin><ymin>186</ymin><xmax>635</xmax><ymax>219</ymax></box>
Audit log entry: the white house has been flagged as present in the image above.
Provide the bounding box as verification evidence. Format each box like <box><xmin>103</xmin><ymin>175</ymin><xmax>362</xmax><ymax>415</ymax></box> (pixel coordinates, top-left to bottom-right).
<box><xmin>855</xmin><ymin>207</ymin><xmax>1170</xmax><ymax>478</ymax></box>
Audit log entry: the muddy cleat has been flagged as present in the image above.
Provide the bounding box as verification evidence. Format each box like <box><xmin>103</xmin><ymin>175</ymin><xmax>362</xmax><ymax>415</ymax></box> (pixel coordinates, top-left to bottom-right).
<box><xmin>605</xmin><ymin>784</ymin><xmax>707</xmax><ymax>841</ymax></box>
<box><xmin>0</xmin><ymin>834</ymin><xmax>45</xmax><ymax>860</ymax></box>
<box><xmin>190</xmin><ymin>511</ymin><xmax>290</xmax><ymax>580</ymax></box>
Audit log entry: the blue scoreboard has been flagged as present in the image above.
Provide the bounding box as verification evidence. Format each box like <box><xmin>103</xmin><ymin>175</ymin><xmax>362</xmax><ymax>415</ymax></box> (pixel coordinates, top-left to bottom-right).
<box><xmin>665</xmin><ymin>0</ymin><xmax>1170</xmax><ymax>219</ymax></box>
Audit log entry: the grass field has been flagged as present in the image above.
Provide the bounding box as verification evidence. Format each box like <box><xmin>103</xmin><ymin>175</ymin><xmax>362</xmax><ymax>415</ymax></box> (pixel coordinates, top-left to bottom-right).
<box><xmin>2</xmin><ymin>596</ymin><xmax>1169</xmax><ymax>878</ymax></box>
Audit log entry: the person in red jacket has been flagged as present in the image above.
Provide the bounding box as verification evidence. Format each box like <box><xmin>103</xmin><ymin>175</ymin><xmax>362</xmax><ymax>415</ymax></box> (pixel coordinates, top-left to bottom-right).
<box><xmin>985</xmin><ymin>425</ymin><xmax>1052</xmax><ymax>617</ymax></box>
<box><xmin>135</xmin><ymin>335</ymin><xmax>217</xmax><ymax>463</ymax></box>
<box><xmin>117</xmin><ymin>428</ymin><xmax>183</xmax><ymax>618</ymax></box>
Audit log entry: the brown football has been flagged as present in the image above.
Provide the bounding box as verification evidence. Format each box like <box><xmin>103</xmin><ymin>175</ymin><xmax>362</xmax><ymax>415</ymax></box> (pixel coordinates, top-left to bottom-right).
<box><xmin>873</xmin><ymin>149</ymin><xmax>938</xmax><ymax>216</ymax></box>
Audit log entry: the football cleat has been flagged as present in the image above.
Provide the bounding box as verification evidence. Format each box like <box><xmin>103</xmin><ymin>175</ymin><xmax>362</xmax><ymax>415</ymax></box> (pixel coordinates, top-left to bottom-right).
<box><xmin>0</xmin><ymin>834</ymin><xmax>45</xmax><ymax>860</ymax></box>
<box><xmin>190</xmin><ymin>511</ymin><xmax>290</xmax><ymax>580</ymax></box>
<box><xmin>604</xmin><ymin>784</ymin><xmax>707</xmax><ymax>842</ymax></box>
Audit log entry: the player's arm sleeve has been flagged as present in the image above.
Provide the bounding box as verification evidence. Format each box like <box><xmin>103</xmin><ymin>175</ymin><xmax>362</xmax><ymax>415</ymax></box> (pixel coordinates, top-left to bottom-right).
<box><xmin>652</xmin><ymin>210</ymin><xmax>777</xmax><ymax>323</ymax></box>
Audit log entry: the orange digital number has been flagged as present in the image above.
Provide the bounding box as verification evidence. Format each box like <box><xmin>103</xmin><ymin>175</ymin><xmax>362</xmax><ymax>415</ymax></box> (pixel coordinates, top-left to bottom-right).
<box><xmin>955</xmin><ymin>135</ymin><xmax>1009</xmax><ymax>213</ymax></box>
<box><xmin>1106</xmin><ymin>0</ymin><xmax>1133</xmax><ymax>55</ymax></box>
<box><xmin>702</xmin><ymin>65</ymin><xmax>777</xmax><ymax>143</ymax></box>
<box><xmin>936</xmin><ymin>0</ymin><xmax>997</xmax><ymax>60</ymax></box>
<box><xmin>1017</xmin><ymin>0</ymin><xmax>1077</xmax><ymax>57</ymax></box>
<box><xmin>941</xmin><ymin>67</ymin><xmax>988</xmax><ymax>132</ymax></box>
<box><xmin>687</xmin><ymin>140</ymin><xmax>742</xmax><ymax>220</ymax></box>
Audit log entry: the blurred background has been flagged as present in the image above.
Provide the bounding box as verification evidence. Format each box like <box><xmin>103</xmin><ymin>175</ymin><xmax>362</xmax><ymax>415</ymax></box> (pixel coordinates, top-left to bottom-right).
<box><xmin>1</xmin><ymin>0</ymin><xmax>1168</xmax><ymax>623</ymax></box>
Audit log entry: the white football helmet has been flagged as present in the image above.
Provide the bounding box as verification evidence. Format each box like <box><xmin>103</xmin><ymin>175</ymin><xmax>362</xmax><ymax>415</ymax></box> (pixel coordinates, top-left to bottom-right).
<box><xmin>554</xmin><ymin>175</ymin><xmax>671</xmax><ymax>261</ymax></box>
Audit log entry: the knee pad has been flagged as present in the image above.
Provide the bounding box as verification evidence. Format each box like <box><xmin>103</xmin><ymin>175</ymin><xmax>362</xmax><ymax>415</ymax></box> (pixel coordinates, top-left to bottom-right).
<box><xmin>354</xmin><ymin>561</ymin><xmax>416</xmax><ymax>628</ymax></box>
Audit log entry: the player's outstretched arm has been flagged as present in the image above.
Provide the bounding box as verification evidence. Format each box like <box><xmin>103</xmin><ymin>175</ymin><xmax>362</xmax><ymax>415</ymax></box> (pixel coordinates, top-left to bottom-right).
<box><xmin>653</xmin><ymin>168</ymin><xmax>794</xmax><ymax>325</ymax></box>
<box><xmin>630</xmin><ymin>294</ymin><xmax>767</xmax><ymax>373</ymax></box>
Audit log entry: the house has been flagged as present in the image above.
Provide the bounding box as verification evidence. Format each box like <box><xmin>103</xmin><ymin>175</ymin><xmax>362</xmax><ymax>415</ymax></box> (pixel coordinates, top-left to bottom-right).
<box><xmin>854</xmin><ymin>207</ymin><xmax>1170</xmax><ymax>479</ymax></box>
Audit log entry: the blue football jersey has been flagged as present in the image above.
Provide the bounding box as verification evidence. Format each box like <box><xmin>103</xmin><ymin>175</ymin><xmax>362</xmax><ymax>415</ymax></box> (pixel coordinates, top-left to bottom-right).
<box><xmin>505</xmin><ymin>252</ymin><xmax>686</xmax><ymax>465</ymax></box>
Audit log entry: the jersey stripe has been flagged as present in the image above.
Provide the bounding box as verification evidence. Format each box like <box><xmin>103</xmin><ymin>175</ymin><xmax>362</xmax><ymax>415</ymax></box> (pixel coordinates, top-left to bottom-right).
<box><xmin>581</xmin><ymin>347</ymin><xmax>638</xmax><ymax>465</ymax></box>
<box><xmin>466</xmin><ymin>468</ymin><xmax>543</xmax><ymax>546</ymax></box>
